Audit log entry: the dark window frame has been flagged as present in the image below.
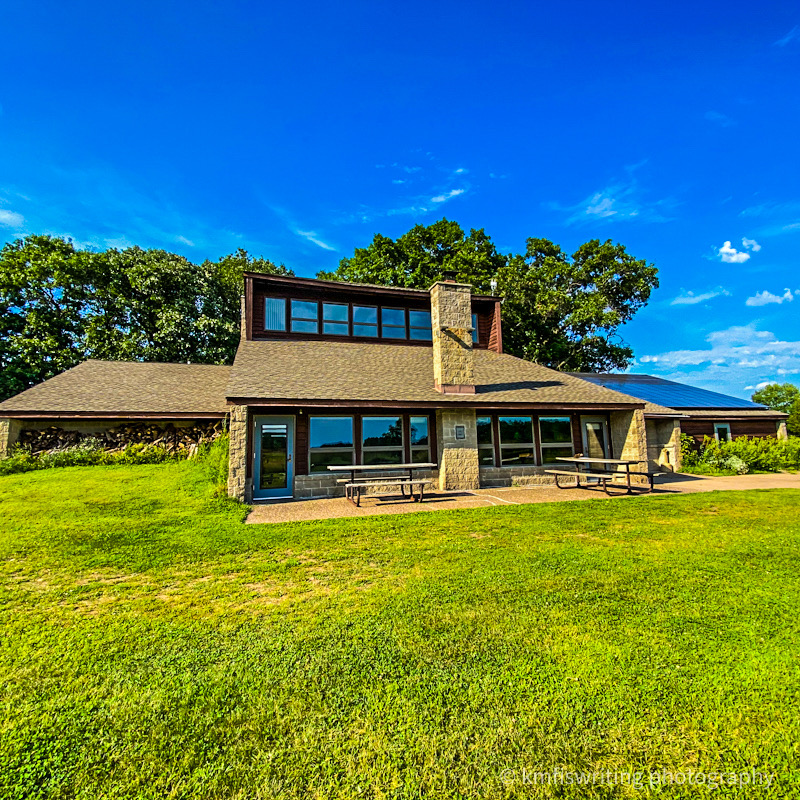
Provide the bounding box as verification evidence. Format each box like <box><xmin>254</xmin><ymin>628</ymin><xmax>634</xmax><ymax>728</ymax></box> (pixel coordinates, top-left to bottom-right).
<box><xmin>361</xmin><ymin>414</ymin><xmax>405</xmax><ymax>465</ymax></box>
<box><xmin>290</xmin><ymin>298</ymin><xmax>320</xmax><ymax>334</ymax></box>
<box><xmin>380</xmin><ymin>307</ymin><xmax>408</xmax><ymax>339</ymax></box>
<box><xmin>538</xmin><ymin>416</ymin><xmax>575</xmax><ymax>464</ymax></box>
<box><xmin>308</xmin><ymin>415</ymin><xmax>355</xmax><ymax>473</ymax></box>
<box><xmin>498</xmin><ymin>415</ymin><xmax>537</xmax><ymax>467</ymax></box>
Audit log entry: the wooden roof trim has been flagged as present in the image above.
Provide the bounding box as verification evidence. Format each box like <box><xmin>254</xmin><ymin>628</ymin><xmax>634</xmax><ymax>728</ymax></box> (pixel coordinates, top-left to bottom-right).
<box><xmin>227</xmin><ymin>397</ymin><xmax>645</xmax><ymax>411</ymax></box>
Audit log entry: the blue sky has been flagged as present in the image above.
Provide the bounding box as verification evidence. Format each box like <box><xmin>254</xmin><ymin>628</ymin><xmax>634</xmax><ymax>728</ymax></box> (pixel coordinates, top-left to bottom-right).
<box><xmin>1</xmin><ymin>1</ymin><xmax>799</xmax><ymax>398</ymax></box>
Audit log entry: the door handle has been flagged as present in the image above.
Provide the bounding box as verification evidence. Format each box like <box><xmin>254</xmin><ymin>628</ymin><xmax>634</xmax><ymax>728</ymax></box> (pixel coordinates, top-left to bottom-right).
<box><xmin>287</xmin><ymin>455</ymin><xmax>292</xmax><ymax>462</ymax></box>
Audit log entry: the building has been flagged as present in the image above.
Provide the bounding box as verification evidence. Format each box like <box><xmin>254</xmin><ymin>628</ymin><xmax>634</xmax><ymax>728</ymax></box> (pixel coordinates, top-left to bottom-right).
<box><xmin>571</xmin><ymin>373</ymin><xmax>789</xmax><ymax>456</ymax></box>
<box><xmin>0</xmin><ymin>272</ymin><xmax>786</xmax><ymax>501</ymax></box>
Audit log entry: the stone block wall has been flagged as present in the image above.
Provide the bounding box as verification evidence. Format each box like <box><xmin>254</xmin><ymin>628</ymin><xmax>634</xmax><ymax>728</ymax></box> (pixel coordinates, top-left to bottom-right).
<box><xmin>609</xmin><ymin>408</ymin><xmax>648</xmax><ymax>483</ymax></box>
<box><xmin>435</xmin><ymin>407</ymin><xmax>480</xmax><ymax>490</ymax></box>
<box><xmin>0</xmin><ymin>418</ymin><xmax>22</xmax><ymax>458</ymax></box>
<box><xmin>227</xmin><ymin>405</ymin><xmax>250</xmax><ymax>502</ymax></box>
<box><xmin>646</xmin><ymin>418</ymin><xmax>681</xmax><ymax>472</ymax></box>
<box><xmin>430</xmin><ymin>282</ymin><xmax>475</xmax><ymax>390</ymax></box>
<box><xmin>294</xmin><ymin>469</ymin><xmax>438</xmax><ymax>499</ymax></box>
<box><xmin>479</xmin><ymin>465</ymin><xmax>555</xmax><ymax>488</ymax></box>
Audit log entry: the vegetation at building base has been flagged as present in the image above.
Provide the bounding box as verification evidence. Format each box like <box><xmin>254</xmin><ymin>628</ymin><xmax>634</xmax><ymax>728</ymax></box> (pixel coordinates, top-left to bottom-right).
<box><xmin>0</xmin><ymin>463</ymin><xmax>797</xmax><ymax>798</ymax></box>
<box><xmin>0</xmin><ymin>432</ymin><xmax>230</xmax><ymax>478</ymax></box>
<box><xmin>680</xmin><ymin>433</ymin><xmax>800</xmax><ymax>475</ymax></box>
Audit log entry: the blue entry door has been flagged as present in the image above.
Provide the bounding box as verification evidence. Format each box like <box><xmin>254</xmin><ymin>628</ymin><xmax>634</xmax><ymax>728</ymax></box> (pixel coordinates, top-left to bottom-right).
<box><xmin>253</xmin><ymin>416</ymin><xmax>294</xmax><ymax>499</ymax></box>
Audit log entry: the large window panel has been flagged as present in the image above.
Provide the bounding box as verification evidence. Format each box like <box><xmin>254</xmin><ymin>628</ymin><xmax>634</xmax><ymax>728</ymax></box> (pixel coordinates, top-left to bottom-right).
<box><xmin>499</xmin><ymin>416</ymin><xmax>536</xmax><ymax>466</ymax></box>
<box><xmin>381</xmin><ymin>307</ymin><xmax>407</xmax><ymax>339</ymax></box>
<box><xmin>309</xmin><ymin>416</ymin><xmax>354</xmax><ymax>472</ymax></box>
<box><xmin>263</xmin><ymin>297</ymin><xmax>287</xmax><ymax>332</ymax></box>
<box><xmin>323</xmin><ymin>303</ymin><xmax>349</xmax><ymax>336</ymax></box>
<box><xmin>477</xmin><ymin>415</ymin><xmax>495</xmax><ymax>466</ymax></box>
<box><xmin>353</xmin><ymin>305</ymin><xmax>378</xmax><ymax>337</ymax></box>
<box><xmin>409</xmin><ymin>310</ymin><xmax>432</xmax><ymax>341</ymax></box>
<box><xmin>539</xmin><ymin>416</ymin><xmax>574</xmax><ymax>464</ymax></box>
<box><xmin>362</xmin><ymin>415</ymin><xmax>404</xmax><ymax>464</ymax></box>
<box><xmin>291</xmin><ymin>299</ymin><xmax>319</xmax><ymax>334</ymax></box>
<box><xmin>409</xmin><ymin>415</ymin><xmax>430</xmax><ymax>463</ymax></box>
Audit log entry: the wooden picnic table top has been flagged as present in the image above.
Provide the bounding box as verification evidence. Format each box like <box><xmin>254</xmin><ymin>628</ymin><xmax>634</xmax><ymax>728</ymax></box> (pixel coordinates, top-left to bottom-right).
<box><xmin>556</xmin><ymin>456</ymin><xmax>639</xmax><ymax>466</ymax></box>
<box><xmin>327</xmin><ymin>463</ymin><xmax>437</xmax><ymax>472</ymax></box>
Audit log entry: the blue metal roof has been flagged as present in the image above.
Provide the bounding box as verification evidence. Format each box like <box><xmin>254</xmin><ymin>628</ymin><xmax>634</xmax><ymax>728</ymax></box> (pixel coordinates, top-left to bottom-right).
<box><xmin>570</xmin><ymin>373</ymin><xmax>766</xmax><ymax>410</ymax></box>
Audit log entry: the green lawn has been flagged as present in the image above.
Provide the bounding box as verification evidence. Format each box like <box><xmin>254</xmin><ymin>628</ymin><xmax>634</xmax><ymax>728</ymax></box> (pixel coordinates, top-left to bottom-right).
<box><xmin>1</xmin><ymin>463</ymin><xmax>798</xmax><ymax>798</ymax></box>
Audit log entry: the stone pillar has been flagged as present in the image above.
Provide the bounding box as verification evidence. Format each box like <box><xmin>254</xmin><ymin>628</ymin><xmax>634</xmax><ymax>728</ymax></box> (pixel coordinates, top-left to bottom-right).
<box><xmin>609</xmin><ymin>408</ymin><xmax>648</xmax><ymax>480</ymax></box>
<box><xmin>430</xmin><ymin>282</ymin><xmax>475</xmax><ymax>394</ymax></box>
<box><xmin>240</xmin><ymin>295</ymin><xmax>247</xmax><ymax>340</ymax></box>
<box><xmin>227</xmin><ymin>405</ymin><xmax>250</xmax><ymax>502</ymax></box>
<box><xmin>435</xmin><ymin>408</ymin><xmax>480</xmax><ymax>490</ymax></box>
<box><xmin>0</xmin><ymin>418</ymin><xmax>22</xmax><ymax>458</ymax></box>
<box><xmin>777</xmin><ymin>421</ymin><xmax>788</xmax><ymax>441</ymax></box>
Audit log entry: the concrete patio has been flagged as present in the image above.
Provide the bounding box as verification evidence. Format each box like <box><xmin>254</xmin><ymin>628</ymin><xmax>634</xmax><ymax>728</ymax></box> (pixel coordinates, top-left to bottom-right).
<box><xmin>245</xmin><ymin>471</ymin><xmax>800</xmax><ymax>524</ymax></box>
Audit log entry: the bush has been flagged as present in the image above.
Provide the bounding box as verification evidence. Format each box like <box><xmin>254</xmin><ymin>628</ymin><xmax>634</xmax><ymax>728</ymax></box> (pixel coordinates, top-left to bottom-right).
<box><xmin>681</xmin><ymin>434</ymin><xmax>800</xmax><ymax>475</ymax></box>
<box><xmin>194</xmin><ymin>434</ymin><xmax>230</xmax><ymax>495</ymax></box>
<box><xmin>0</xmin><ymin>441</ymin><xmax>180</xmax><ymax>476</ymax></box>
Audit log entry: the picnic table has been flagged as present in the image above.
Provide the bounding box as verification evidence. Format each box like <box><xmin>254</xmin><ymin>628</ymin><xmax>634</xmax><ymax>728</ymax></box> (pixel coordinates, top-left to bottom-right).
<box><xmin>327</xmin><ymin>463</ymin><xmax>437</xmax><ymax>506</ymax></box>
<box><xmin>547</xmin><ymin>456</ymin><xmax>659</xmax><ymax>494</ymax></box>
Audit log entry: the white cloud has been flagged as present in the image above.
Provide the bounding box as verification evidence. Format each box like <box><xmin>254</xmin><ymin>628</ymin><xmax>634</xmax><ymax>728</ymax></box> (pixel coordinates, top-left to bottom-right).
<box><xmin>392</xmin><ymin>179</ymin><xmax>406</xmax><ymax>185</ymax></box>
<box><xmin>705</xmin><ymin>110</ymin><xmax>735</xmax><ymax>127</ymax></box>
<box><xmin>454</xmin><ymin>168</ymin><xmax>468</xmax><ymax>174</ymax></box>
<box><xmin>175</xmin><ymin>235</ymin><xmax>195</xmax><ymax>247</ymax></box>
<box><xmin>775</xmin><ymin>25</ymin><xmax>800</xmax><ymax>46</ymax></box>
<box><xmin>671</xmin><ymin>287</ymin><xmax>730</xmax><ymax>306</ymax></box>
<box><xmin>741</xmin><ymin>237</ymin><xmax>761</xmax><ymax>251</ymax></box>
<box><xmin>295</xmin><ymin>230</ymin><xmax>337</xmax><ymax>251</ymax></box>
<box><xmin>745</xmin><ymin>288</ymin><xmax>796</xmax><ymax>306</ymax></box>
<box><xmin>0</xmin><ymin>208</ymin><xmax>24</xmax><ymax>228</ymax></box>
<box><xmin>431</xmin><ymin>188</ymin><xmax>465</xmax><ymax>204</ymax></box>
<box><xmin>717</xmin><ymin>240</ymin><xmax>750</xmax><ymax>263</ymax></box>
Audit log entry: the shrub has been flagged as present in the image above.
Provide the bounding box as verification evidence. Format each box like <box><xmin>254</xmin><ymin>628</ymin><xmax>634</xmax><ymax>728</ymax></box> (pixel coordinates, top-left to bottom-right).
<box><xmin>681</xmin><ymin>434</ymin><xmax>800</xmax><ymax>475</ymax></box>
<box><xmin>194</xmin><ymin>434</ymin><xmax>230</xmax><ymax>495</ymax></box>
<box><xmin>0</xmin><ymin>442</ymin><xmax>180</xmax><ymax>476</ymax></box>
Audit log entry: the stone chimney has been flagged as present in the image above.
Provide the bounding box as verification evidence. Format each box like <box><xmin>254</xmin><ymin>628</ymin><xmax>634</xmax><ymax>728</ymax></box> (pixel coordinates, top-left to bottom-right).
<box><xmin>240</xmin><ymin>295</ymin><xmax>247</xmax><ymax>340</ymax></box>
<box><xmin>430</xmin><ymin>281</ymin><xmax>475</xmax><ymax>394</ymax></box>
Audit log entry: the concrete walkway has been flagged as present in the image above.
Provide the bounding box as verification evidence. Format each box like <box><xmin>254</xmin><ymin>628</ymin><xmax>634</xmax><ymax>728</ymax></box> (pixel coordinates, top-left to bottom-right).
<box><xmin>245</xmin><ymin>472</ymin><xmax>800</xmax><ymax>525</ymax></box>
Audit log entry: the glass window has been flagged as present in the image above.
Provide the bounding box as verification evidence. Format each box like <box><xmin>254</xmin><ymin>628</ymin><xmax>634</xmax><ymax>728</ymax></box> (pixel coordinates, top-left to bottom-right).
<box><xmin>409</xmin><ymin>310</ymin><xmax>432</xmax><ymax>341</ymax></box>
<box><xmin>309</xmin><ymin>416</ymin><xmax>354</xmax><ymax>473</ymax></box>
<box><xmin>714</xmin><ymin>423</ymin><xmax>731</xmax><ymax>443</ymax></box>
<box><xmin>499</xmin><ymin>416</ymin><xmax>536</xmax><ymax>466</ymax></box>
<box><xmin>323</xmin><ymin>303</ymin><xmax>349</xmax><ymax>336</ymax></box>
<box><xmin>539</xmin><ymin>416</ymin><xmax>574</xmax><ymax>464</ymax></box>
<box><xmin>471</xmin><ymin>313</ymin><xmax>479</xmax><ymax>344</ymax></box>
<box><xmin>353</xmin><ymin>305</ymin><xmax>378</xmax><ymax>337</ymax></box>
<box><xmin>263</xmin><ymin>297</ymin><xmax>286</xmax><ymax>332</ymax></box>
<box><xmin>477</xmin><ymin>415</ymin><xmax>494</xmax><ymax>466</ymax></box>
<box><xmin>381</xmin><ymin>307</ymin><xmax>407</xmax><ymax>339</ymax></box>
<box><xmin>291</xmin><ymin>299</ymin><xmax>318</xmax><ymax>334</ymax></box>
<box><xmin>410</xmin><ymin>415</ymin><xmax>430</xmax><ymax>463</ymax></box>
<box><xmin>362</xmin><ymin>416</ymin><xmax>404</xmax><ymax>465</ymax></box>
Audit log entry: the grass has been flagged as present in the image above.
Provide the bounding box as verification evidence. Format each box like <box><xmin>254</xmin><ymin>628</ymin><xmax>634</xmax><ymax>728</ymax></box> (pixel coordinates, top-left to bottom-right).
<box><xmin>1</xmin><ymin>463</ymin><xmax>799</xmax><ymax>798</ymax></box>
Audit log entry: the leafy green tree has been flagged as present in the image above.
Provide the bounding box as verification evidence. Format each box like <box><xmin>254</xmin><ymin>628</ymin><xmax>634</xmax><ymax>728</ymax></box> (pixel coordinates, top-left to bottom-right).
<box><xmin>787</xmin><ymin>399</ymin><xmax>800</xmax><ymax>437</ymax></box>
<box><xmin>751</xmin><ymin>382</ymin><xmax>800</xmax><ymax>413</ymax></box>
<box><xmin>318</xmin><ymin>218</ymin><xmax>504</xmax><ymax>291</ymax></box>
<box><xmin>323</xmin><ymin>221</ymin><xmax>658</xmax><ymax>372</ymax></box>
<box><xmin>0</xmin><ymin>237</ymin><xmax>292</xmax><ymax>401</ymax></box>
<box><xmin>0</xmin><ymin>235</ymin><xmax>98</xmax><ymax>401</ymax></box>
<box><xmin>496</xmin><ymin>238</ymin><xmax>659</xmax><ymax>371</ymax></box>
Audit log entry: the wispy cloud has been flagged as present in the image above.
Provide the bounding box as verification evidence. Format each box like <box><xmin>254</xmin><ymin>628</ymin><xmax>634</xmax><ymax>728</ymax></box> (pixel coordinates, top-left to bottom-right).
<box><xmin>741</xmin><ymin>237</ymin><xmax>761</xmax><ymax>252</ymax></box>
<box><xmin>637</xmin><ymin>323</ymin><xmax>800</xmax><ymax>393</ymax></box>
<box><xmin>717</xmin><ymin>240</ymin><xmax>751</xmax><ymax>263</ymax></box>
<box><xmin>0</xmin><ymin>208</ymin><xmax>25</xmax><ymax>228</ymax></box>
<box><xmin>552</xmin><ymin>167</ymin><xmax>676</xmax><ymax>225</ymax></box>
<box><xmin>774</xmin><ymin>25</ymin><xmax>800</xmax><ymax>46</ymax></box>
<box><xmin>431</xmin><ymin>188</ymin><xmax>465</xmax><ymax>204</ymax></box>
<box><xmin>745</xmin><ymin>288</ymin><xmax>797</xmax><ymax>306</ymax></box>
<box><xmin>392</xmin><ymin>179</ymin><xmax>407</xmax><ymax>185</ymax></box>
<box><xmin>295</xmin><ymin>229</ymin><xmax>337</xmax><ymax>251</ymax></box>
<box><xmin>670</xmin><ymin>287</ymin><xmax>730</xmax><ymax>306</ymax></box>
<box><xmin>739</xmin><ymin>201</ymin><xmax>800</xmax><ymax>236</ymax></box>
<box><xmin>705</xmin><ymin>110</ymin><xmax>735</xmax><ymax>127</ymax></box>
<box><xmin>454</xmin><ymin>168</ymin><xmax>468</xmax><ymax>174</ymax></box>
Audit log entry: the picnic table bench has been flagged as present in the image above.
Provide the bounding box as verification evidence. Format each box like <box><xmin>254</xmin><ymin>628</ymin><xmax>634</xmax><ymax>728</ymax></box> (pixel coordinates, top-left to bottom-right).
<box><xmin>546</xmin><ymin>457</ymin><xmax>663</xmax><ymax>494</ymax></box>
<box><xmin>328</xmin><ymin>463</ymin><xmax>436</xmax><ymax>506</ymax></box>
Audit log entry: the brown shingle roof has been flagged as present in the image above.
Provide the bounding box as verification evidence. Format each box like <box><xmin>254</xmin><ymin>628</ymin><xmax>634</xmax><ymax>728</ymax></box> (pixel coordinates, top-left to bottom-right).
<box><xmin>0</xmin><ymin>361</ymin><xmax>231</xmax><ymax>416</ymax></box>
<box><xmin>680</xmin><ymin>408</ymin><xmax>788</xmax><ymax>419</ymax></box>
<box><xmin>226</xmin><ymin>339</ymin><xmax>648</xmax><ymax>407</ymax></box>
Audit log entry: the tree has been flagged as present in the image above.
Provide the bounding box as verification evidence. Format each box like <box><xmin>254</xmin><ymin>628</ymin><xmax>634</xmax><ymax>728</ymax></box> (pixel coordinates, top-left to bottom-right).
<box><xmin>787</xmin><ymin>399</ymin><xmax>800</xmax><ymax>437</ymax></box>
<box><xmin>0</xmin><ymin>237</ymin><xmax>292</xmax><ymax>402</ymax></box>
<box><xmin>318</xmin><ymin>218</ymin><xmax>504</xmax><ymax>292</ymax></box>
<box><xmin>496</xmin><ymin>238</ymin><xmax>659</xmax><ymax>371</ymax></box>
<box><xmin>751</xmin><ymin>382</ymin><xmax>800</xmax><ymax>413</ymax></box>
<box><xmin>321</xmin><ymin>221</ymin><xmax>659</xmax><ymax>372</ymax></box>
